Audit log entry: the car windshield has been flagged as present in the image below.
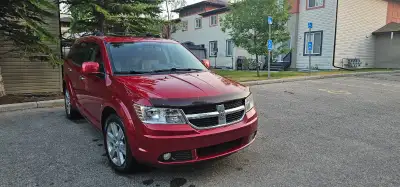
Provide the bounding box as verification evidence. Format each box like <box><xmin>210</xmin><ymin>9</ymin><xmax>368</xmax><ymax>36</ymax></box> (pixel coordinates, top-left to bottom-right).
<box><xmin>108</xmin><ymin>42</ymin><xmax>207</xmax><ymax>74</ymax></box>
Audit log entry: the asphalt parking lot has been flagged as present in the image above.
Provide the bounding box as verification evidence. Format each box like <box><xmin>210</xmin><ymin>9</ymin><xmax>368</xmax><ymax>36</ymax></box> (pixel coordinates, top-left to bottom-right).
<box><xmin>1</xmin><ymin>73</ymin><xmax>400</xmax><ymax>187</ymax></box>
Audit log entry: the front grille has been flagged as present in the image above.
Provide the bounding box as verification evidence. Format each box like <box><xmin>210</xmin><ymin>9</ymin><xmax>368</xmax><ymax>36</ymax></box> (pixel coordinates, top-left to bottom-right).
<box><xmin>189</xmin><ymin>117</ymin><xmax>219</xmax><ymax>128</ymax></box>
<box><xmin>182</xmin><ymin>99</ymin><xmax>244</xmax><ymax>115</ymax></box>
<box><xmin>197</xmin><ymin>138</ymin><xmax>243</xmax><ymax>157</ymax></box>
<box><xmin>184</xmin><ymin>99</ymin><xmax>245</xmax><ymax>128</ymax></box>
<box><xmin>226</xmin><ymin>110</ymin><xmax>244</xmax><ymax>123</ymax></box>
<box><xmin>188</xmin><ymin>110</ymin><xmax>244</xmax><ymax>128</ymax></box>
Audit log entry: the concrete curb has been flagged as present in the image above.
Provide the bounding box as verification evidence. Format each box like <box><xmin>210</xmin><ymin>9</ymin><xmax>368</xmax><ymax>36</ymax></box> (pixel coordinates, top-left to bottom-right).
<box><xmin>0</xmin><ymin>99</ymin><xmax>64</xmax><ymax>113</ymax></box>
<box><xmin>0</xmin><ymin>70</ymin><xmax>399</xmax><ymax>113</ymax></box>
<box><xmin>241</xmin><ymin>70</ymin><xmax>400</xmax><ymax>86</ymax></box>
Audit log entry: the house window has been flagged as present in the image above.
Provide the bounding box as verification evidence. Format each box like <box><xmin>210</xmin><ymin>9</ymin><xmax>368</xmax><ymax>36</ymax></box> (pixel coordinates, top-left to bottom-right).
<box><xmin>182</xmin><ymin>21</ymin><xmax>188</xmax><ymax>31</ymax></box>
<box><xmin>209</xmin><ymin>41</ymin><xmax>218</xmax><ymax>57</ymax></box>
<box><xmin>210</xmin><ymin>15</ymin><xmax>218</xmax><ymax>26</ymax></box>
<box><xmin>195</xmin><ymin>18</ymin><xmax>202</xmax><ymax>29</ymax></box>
<box><xmin>307</xmin><ymin>0</ymin><xmax>324</xmax><ymax>9</ymax></box>
<box><xmin>304</xmin><ymin>31</ymin><xmax>323</xmax><ymax>56</ymax></box>
<box><xmin>226</xmin><ymin>40</ymin><xmax>233</xmax><ymax>56</ymax></box>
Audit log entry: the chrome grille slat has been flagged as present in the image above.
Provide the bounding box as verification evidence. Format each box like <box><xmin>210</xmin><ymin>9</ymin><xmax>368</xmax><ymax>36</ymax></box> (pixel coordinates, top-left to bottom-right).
<box><xmin>183</xmin><ymin>101</ymin><xmax>246</xmax><ymax>129</ymax></box>
<box><xmin>185</xmin><ymin>106</ymin><xmax>245</xmax><ymax>120</ymax></box>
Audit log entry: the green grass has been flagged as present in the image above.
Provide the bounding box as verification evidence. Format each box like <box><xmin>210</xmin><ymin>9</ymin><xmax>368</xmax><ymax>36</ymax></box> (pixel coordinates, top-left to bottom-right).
<box><xmin>213</xmin><ymin>68</ymin><xmax>395</xmax><ymax>82</ymax></box>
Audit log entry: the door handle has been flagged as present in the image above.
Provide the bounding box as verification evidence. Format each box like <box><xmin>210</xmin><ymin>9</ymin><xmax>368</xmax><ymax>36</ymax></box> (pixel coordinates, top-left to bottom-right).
<box><xmin>68</xmin><ymin>68</ymin><xmax>72</xmax><ymax>72</ymax></box>
<box><xmin>79</xmin><ymin>76</ymin><xmax>85</xmax><ymax>80</ymax></box>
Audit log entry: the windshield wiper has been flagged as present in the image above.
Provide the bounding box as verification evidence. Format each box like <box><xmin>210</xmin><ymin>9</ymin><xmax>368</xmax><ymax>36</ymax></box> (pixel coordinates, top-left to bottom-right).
<box><xmin>152</xmin><ymin>68</ymin><xmax>203</xmax><ymax>73</ymax></box>
<box><xmin>114</xmin><ymin>71</ymin><xmax>149</xmax><ymax>75</ymax></box>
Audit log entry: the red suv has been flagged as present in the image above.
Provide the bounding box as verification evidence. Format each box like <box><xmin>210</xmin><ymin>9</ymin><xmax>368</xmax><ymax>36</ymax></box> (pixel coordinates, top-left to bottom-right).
<box><xmin>63</xmin><ymin>35</ymin><xmax>258</xmax><ymax>172</ymax></box>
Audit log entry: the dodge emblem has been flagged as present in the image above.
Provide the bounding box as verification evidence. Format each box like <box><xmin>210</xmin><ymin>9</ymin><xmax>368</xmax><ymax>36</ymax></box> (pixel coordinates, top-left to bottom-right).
<box><xmin>216</xmin><ymin>104</ymin><xmax>226</xmax><ymax>124</ymax></box>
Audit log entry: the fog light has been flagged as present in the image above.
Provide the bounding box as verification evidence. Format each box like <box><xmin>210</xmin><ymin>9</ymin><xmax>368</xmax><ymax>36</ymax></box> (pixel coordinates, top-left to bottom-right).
<box><xmin>163</xmin><ymin>153</ymin><xmax>172</xmax><ymax>160</ymax></box>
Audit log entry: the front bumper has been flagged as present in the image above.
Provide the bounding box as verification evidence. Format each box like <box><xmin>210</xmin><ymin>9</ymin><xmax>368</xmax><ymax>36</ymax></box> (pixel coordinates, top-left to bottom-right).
<box><xmin>132</xmin><ymin>108</ymin><xmax>258</xmax><ymax>165</ymax></box>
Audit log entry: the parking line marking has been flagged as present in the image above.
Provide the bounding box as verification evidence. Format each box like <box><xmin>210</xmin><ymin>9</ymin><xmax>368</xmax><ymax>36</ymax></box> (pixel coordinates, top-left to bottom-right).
<box><xmin>373</xmin><ymin>82</ymin><xmax>400</xmax><ymax>88</ymax></box>
<box><xmin>318</xmin><ymin>89</ymin><xmax>351</xmax><ymax>95</ymax></box>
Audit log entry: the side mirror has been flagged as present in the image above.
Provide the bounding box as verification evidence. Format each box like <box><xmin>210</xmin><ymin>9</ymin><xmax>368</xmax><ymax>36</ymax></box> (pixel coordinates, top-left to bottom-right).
<box><xmin>82</xmin><ymin>61</ymin><xmax>100</xmax><ymax>74</ymax></box>
<box><xmin>201</xmin><ymin>59</ymin><xmax>211</xmax><ymax>69</ymax></box>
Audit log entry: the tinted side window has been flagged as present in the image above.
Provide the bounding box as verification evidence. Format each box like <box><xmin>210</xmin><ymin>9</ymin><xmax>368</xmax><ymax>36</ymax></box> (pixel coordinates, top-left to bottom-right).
<box><xmin>67</xmin><ymin>43</ymin><xmax>79</xmax><ymax>60</ymax></box>
<box><xmin>69</xmin><ymin>42</ymin><xmax>94</xmax><ymax>66</ymax></box>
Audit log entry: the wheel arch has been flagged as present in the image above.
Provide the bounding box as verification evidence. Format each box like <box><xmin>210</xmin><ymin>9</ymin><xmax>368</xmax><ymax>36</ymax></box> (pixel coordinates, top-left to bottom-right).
<box><xmin>101</xmin><ymin>106</ymin><xmax>117</xmax><ymax>131</ymax></box>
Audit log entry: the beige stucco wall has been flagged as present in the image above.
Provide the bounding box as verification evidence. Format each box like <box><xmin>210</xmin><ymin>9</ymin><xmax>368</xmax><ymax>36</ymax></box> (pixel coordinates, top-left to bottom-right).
<box><xmin>375</xmin><ymin>33</ymin><xmax>400</xmax><ymax>68</ymax></box>
<box><xmin>0</xmin><ymin>2</ymin><xmax>61</xmax><ymax>94</ymax></box>
<box><xmin>334</xmin><ymin>0</ymin><xmax>388</xmax><ymax>68</ymax></box>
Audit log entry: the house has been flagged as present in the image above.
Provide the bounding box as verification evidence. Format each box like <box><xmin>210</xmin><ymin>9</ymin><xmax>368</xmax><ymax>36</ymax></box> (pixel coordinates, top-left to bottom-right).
<box><xmin>60</xmin><ymin>14</ymin><xmax>72</xmax><ymax>39</ymax></box>
<box><xmin>0</xmin><ymin>1</ymin><xmax>61</xmax><ymax>94</ymax></box>
<box><xmin>171</xmin><ymin>0</ymin><xmax>255</xmax><ymax>69</ymax></box>
<box><xmin>296</xmin><ymin>0</ymin><xmax>400</xmax><ymax>70</ymax></box>
<box><xmin>171</xmin><ymin>0</ymin><xmax>400</xmax><ymax>70</ymax></box>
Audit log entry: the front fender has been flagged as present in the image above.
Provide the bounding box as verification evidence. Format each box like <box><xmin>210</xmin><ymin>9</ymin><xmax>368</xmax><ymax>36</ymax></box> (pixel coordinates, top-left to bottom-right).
<box><xmin>101</xmin><ymin>96</ymin><xmax>139</xmax><ymax>152</ymax></box>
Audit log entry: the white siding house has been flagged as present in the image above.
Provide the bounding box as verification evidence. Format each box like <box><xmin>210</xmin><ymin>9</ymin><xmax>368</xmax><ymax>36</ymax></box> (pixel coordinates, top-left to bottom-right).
<box><xmin>171</xmin><ymin>12</ymin><xmax>253</xmax><ymax>69</ymax></box>
<box><xmin>171</xmin><ymin>0</ymin><xmax>400</xmax><ymax>70</ymax></box>
<box><xmin>295</xmin><ymin>0</ymin><xmax>337</xmax><ymax>70</ymax></box>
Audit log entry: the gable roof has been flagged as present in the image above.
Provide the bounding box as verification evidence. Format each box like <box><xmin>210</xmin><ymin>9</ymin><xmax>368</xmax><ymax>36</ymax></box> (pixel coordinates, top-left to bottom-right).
<box><xmin>372</xmin><ymin>22</ymin><xmax>400</xmax><ymax>34</ymax></box>
<box><xmin>172</xmin><ymin>0</ymin><xmax>227</xmax><ymax>12</ymax></box>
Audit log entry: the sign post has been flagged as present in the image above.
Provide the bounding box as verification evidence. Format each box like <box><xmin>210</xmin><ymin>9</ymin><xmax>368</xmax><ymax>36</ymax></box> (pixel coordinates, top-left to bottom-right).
<box><xmin>267</xmin><ymin>16</ymin><xmax>273</xmax><ymax>79</ymax></box>
<box><xmin>308</xmin><ymin>22</ymin><xmax>313</xmax><ymax>76</ymax></box>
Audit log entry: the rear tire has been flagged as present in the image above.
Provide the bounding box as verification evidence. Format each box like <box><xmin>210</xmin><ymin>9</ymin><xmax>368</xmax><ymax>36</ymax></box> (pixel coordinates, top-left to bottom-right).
<box><xmin>104</xmin><ymin>114</ymin><xmax>139</xmax><ymax>173</ymax></box>
<box><xmin>64</xmin><ymin>88</ymin><xmax>81</xmax><ymax>120</ymax></box>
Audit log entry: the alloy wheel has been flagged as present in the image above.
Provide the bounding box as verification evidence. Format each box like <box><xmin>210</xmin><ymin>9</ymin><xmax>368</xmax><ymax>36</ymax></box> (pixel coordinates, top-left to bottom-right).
<box><xmin>106</xmin><ymin>122</ymin><xmax>127</xmax><ymax>167</ymax></box>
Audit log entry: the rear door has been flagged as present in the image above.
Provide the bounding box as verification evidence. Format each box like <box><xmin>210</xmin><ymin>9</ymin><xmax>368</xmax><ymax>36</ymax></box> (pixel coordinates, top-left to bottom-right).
<box><xmin>67</xmin><ymin>42</ymin><xmax>93</xmax><ymax>112</ymax></box>
<box><xmin>64</xmin><ymin>42</ymin><xmax>83</xmax><ymax>109</ymax></box>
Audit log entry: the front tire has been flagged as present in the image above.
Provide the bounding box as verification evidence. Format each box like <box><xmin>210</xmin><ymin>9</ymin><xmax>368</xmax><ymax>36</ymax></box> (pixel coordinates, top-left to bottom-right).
<box><xmin>104</xmin><ymin>114</ymin><xmax>138</xmax><ymax>173</ymax></box>
<box><xmin>64</xmin><ymin>88</ymin><xmax>81</xmax><ymax>120</ymax></box>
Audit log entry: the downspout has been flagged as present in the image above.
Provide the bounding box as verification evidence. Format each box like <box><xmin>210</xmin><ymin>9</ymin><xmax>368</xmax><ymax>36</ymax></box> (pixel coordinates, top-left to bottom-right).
<box><xmin>332</xmin><ymin>0</ymin><xmax>353</xmax><ymax>71</ymax></box>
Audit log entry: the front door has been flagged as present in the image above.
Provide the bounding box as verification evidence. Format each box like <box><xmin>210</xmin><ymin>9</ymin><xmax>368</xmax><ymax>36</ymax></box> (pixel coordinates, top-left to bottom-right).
<box><xmin>80</xmin><ymin>42</ymin><xmax>108</xmax><ymax>128</ymax></box>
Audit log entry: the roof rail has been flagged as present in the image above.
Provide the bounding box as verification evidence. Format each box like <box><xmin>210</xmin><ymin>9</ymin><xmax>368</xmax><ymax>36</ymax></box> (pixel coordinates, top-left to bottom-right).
<box><xmin>81</xmin><ymin>31</ymin><xmax>162</xmax><ymax>38</ymax></box>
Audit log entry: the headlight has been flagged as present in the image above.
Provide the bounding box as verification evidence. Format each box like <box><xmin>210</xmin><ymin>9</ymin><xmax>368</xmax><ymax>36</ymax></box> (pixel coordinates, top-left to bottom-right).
<box><xmin>134</xmin><ymin>104</ymin><xmax>186</xmax><ymax>124</ymax></box>
<box><xmin>245</xmin><ymin>93</ymin><xmax>255</xmax><ymax>112</ymax></box>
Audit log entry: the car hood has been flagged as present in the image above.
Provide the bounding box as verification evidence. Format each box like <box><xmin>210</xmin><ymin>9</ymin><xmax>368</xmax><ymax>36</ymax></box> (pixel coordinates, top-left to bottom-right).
<box><xmin>114</xmin><ymin>71</ymin><xmax>249</xmax><ymax>107</ymax></box>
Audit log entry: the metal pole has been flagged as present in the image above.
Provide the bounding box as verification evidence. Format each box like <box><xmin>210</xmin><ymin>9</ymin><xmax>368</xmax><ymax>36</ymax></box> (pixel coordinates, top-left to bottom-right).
<box><xmin>268</xmin><ymin>24</ymin><xmax>271</xmax><ymax>79</ymax></box>
<box><xmin>308</xmin><ymin>28</ymin><xmax>312</xmax><ymax>76</ymax></box>
<box><xmin>214</xmin><ymin>56</ymin><xmax>217</xmax><ymax>68</ymax></box>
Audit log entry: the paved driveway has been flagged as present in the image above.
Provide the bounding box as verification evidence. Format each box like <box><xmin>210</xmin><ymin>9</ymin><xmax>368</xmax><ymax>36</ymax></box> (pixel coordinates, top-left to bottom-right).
<box><xmin>1</xmin><ymin>73</ymin><xmax>400</xmax><ymax>187</ymax></box>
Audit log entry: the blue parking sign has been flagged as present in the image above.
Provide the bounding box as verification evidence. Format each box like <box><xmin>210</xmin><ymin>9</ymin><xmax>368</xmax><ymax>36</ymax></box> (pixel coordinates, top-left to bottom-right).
<box><xmin>308</xmin><ymin>42</ymin><xmax>313</xmax><ymax>51</ymax></box>
<box><xmin>268</xmin><ymin>40</ymin><xmax>273</xmax><ymax>51</ymax></box>
<box><xmin>308</xmin><ymin>22</ymin><xmax>313</xmax><ymax>29</ymax></box>
<box><xmin>268</xmin><ymin>16</ymin><xmax>273</xmax><ymax>25</ymax></box>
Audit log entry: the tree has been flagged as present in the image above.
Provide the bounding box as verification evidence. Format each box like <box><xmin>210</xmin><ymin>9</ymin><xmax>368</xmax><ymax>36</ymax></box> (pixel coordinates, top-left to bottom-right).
<box><xmin>0</xmin><ymin>0</ymin><xmax>59</xmax><ymax>97</ymax></box>
<box><xmin>164</xmin><ymin>0</ymin><xmax>186</xmax><ymax>21</ymax></box>
<box><xmin>221</xmin><ymin>0</ymin><xmax>291</xmax><ymax>76</ymax></box>
<box><xmin>163</xmin><ymin>0</ymin><xmax>186</xmax><ymax>38</ymax></box>
<box><xmin>64</xmin><ymin>0</ymin><xmax>163</xmax><ymax>36</ymax></box>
